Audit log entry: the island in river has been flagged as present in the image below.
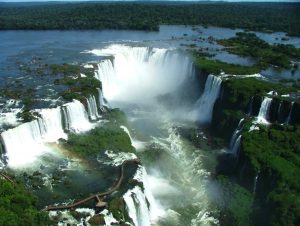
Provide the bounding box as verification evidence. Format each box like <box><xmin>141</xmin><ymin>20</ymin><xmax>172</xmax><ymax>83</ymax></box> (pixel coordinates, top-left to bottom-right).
<box><xmin>0</xmin><ymin>2</ymin><xmax>300</xmax><ymax>226</ymax></box>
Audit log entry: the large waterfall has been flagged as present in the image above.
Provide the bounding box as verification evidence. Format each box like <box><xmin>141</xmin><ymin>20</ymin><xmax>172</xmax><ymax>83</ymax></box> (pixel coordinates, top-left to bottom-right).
<box><xmin>193</xmin><ymin>74</ymin><xmax>222</xmax><ymax>124</ymax></box>
<box><xmin>124</xmin><ymin>166</ymin><xmax>164</xmax><ymax>226</ymax></box>
<box><xmin>62</xmin><ymin>100</ymin><xmax>93</xmax><ymax>133</ymax></box>
<box><xmin>91</xmin><ymin>45</ymin><xmax>192</xmax><ymax>105</ymax></box>
<box><xmin>38</xmin><ymin>107</ymin><xmax>67</xmax><ymax>142</ymax></box>
<box><xmin>1</xmin><ymin>120</ymin><xmax>50</xmax><ymax>167</ymax></box>
<box><xmin>0</xmin><ymin>107</ymin><xmax>67</xmax><ymax>167</ymax></box>
<box><xmin>124</xmin><ymin>186</ymin><xmax>151</xmax><ymax>226</ymax></box>
<box><xmin>257</xmin><ymin>97</ymin><xmax>272</xmax><ymax>124</ymax></box>
<box><xmin>0</xmin><ymin>96</ymin><xmax>99</xmax><ymax>167</ymax></box>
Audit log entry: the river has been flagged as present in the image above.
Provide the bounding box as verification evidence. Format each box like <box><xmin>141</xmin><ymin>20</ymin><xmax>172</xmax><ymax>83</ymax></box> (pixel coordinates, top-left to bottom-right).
<box><xmin>0</xmin><ymin>25</ymin><xmax>299</xmax><ymax>225</ymax></box>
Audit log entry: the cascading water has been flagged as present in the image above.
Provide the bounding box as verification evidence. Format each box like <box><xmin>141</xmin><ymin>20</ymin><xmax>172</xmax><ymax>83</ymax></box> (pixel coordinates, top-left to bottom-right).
<box><xmin>120</xmin><ymin>125</ymin><xmax>145</xmax><ymax>150</ymax></box>
<box><xmin>286</xmin><ymin>102</ymin><xmax>294</xmax><ymax>124</ymax></box>
<box><xmin>0</xmin><ymin>97</ymin><xmax>101</xmax><ymax>167</ymax></box>
<box><xmin>229</xmin><ymin>118</ymin><xmax>244</xmax><ymax>155</ymax></box>
<box><xmin>38</xmin><ymin>107</ymin><xmax>67</xmax><ymax>142</ymax></box>
<box><xmin>90</xmin><ymin>44</ymin><xmax>219</xmax><ymax>225</ymax></box>
<box><xmin>86</xmin><ymin>95</ymin><xmax>100</xmax><ymax>121</ymax></box>
<box><xmin>91</xmin><ymin>45</ymin><xmax>192</xmax><ymax>105</ymax></box>
<box><xmin>1</xmin><ymin>120</ymin><xmax>50</xmax><ymax>167</ymax></box>
<box><xmin>0</xmin><ymin>107</ymin><xmax>68</xmax><ymax>167</ymax></box>
<box><xmin>257</xmin><ymin>97</ymin><xmax>272</xmax><ymax>124</ymax></box>
<box><xmin>231</xmin><ymin>135</ymin><xmax>242</xmax><ymax>156</ymax></box>
<box><xmin>120</xmin><ymin>125</ymin><xmax>133</xmax><ymax>141</ymax></box>
<box><xmin>62</xmin><ymin>100</ymin><xmax>93</xmax><ymax>133</ymax></box>
<box><xmin>193</xmin><ymin>74</ymin><xmax>222</xmax><ymax>124</ymax></box>
<box><xmin>97</xmin><ymin>88</ymin><xmax>108</xmax><ymax>111</ymax></box>
<box><xmin>124</xmin><ymin>186</ymin><xmax>151</xmax><ymax>226</ymax></box>
<box><xmin>95</xmin><ymin>59</ymin><xmax>116</xmax><ymax>100</ymax></box>
<box><xmin>124</xmin><ymin>165</ymin><xmax>165</xmax><ymax>226</ymax></box>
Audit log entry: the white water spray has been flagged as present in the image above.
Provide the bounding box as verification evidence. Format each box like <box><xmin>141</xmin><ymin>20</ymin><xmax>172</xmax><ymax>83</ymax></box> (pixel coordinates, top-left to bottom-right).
<box><xmin>193</xmin><ymin>74</ymin><xmax>222</xmax><ymax>124</ymax></box>
<box><xmin>86</xmin><ymin>95</ymin><xmax>100</xmax><ymax>121</ymax></box>
<box><xmin>257</xmin><ymin>97</ymin><xmax>272</xmax><ymax>124</ymax></box>
<box><xmin>124</xmin><ymin>166</ymin><xmax>165</xmax><ymax>226</ymax></box>
<box><xmin>229</xmin><ymin>118</ymin><xmax>244</xmax><ymax>155</ymax></box>
<box><xmin>231</xmin><ymin>135</ymin><xmax>242</xmax><ymax>156</ymax></box>
<box><xmin>62</xmin><ymin>100</ymin><xmax>93</xmax><ymax>133</ymax></box>
<box><xmin>38</xmin><ymin>107</ymin><xmax>67</xmax><ymax>142</ymax></box>
<box><xmin>91</xmin><ymin>45</ymin><xmax>192</xmax><ymax>105</ymax></box>
<box><xmin>1</xmin><ymin>120</ymin><xmax>50</xmax><ymax>167</ymax></box>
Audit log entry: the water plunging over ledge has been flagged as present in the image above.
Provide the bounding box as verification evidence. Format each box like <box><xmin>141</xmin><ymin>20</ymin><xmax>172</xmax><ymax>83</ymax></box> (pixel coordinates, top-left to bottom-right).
<box><xmin>90</xmin><ymin>44</ymin><xmax>222</xmax><ymax>225</ymax></box>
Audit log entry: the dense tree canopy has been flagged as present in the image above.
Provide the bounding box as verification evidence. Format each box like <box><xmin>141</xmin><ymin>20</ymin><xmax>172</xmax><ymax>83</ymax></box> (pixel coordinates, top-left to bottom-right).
<box><xmin>0</xmin><ymin>2</ymin><xmax>299</xmax><ymax>36</ymax></box>
<box><xmin>0</xmin><ymin>179</ymin><xmax>50</xmax><ymax>226</ymax></box>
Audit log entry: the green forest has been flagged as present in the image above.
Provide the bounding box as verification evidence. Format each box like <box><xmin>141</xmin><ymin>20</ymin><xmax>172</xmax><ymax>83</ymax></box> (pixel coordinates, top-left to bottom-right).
<box><xmin>0</xmin><ymin>2</ymin><xmax>299</xmax><ymax>35</ymax></box>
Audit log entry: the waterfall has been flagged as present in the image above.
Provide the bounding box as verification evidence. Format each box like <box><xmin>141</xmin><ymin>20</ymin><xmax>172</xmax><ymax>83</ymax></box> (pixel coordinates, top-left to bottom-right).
<box><xmin>193</xmin><ymin>74</ymin><xmax>222</xmax><ymax>124</ymax></box>
<box><xmin>38</xmin><ymin>107</ymin><xmax>67</xmax><ymax>142</ymax></box>
<box><xmin>124</xmin><ymin>186</ymin><xmax>151</xmax><ymax>226</ymax></box>
<box><xmin>124</xmin><ymin>166</ymin><xmax>164</xmax><ymax>226</ymax></box>
<box><xmin>1</xmin><ymin>120</ymin><xmax>49</xmax><ymax>167</ymax></box>
<box><xmin>257</xmin><ymin>97</ymin><xmax>272</xmax><ymax>124</ymax></box>
<box><xmin>62</xmin><ymin>100</ymin><xmax>93</xmax><ymax>133</ymax></box>
<box><xmin>0</xmin><ymin>107</ymin><xmax>67</xmax><ymax>167</ymax></box>
<box><xmin>229</xmin><ymin>118</ymin><xmax>244</xmax><ymax>152</ymax></box>
<box><xmin>120</xmin><ymin>125</ymin><xmax>133</xmax><ymax>142</ymax></box>
<box><xmin>286</xmin><ymin>102</ymin><xmax>294</xmax><ymax>124</ymax></box>
<box><xmin>86</xmin><ymin>95</ymin><xmax>100</xmax><ymax>121</ymax></box>
<box><xmin>91</xmin><ymin>45</ymin><xmax>192</xmax><ymax>104</ymax></box>
<box><xmin>95</xmin><ymin>59</ymin><xmax>116</xmax><ymax>100</ymax></box>
<box><xmin>231</xmin><ymin>135</ymin><xmax>242</xmax><ymax>156</ymax></box>
<box><xmin>97</xmin><ymin>88</ymin><xmax>108</xmax><ymax>111</ymax></box>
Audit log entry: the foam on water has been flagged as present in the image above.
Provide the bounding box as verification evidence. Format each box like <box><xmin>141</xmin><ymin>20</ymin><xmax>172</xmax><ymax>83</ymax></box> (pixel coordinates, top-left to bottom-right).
<box><xmin>91</xmin><ymin>45</ymin><xmax>192</xmax><ymax>105</ymax></box>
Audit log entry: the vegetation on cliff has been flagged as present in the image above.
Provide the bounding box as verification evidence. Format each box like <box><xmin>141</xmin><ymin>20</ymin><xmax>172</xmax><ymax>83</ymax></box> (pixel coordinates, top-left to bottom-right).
<box><xmin>0</xmin><ymin>2</ymin><xmax>299</xmax><ymax>35</ymax></box>
<box><xmin>209</xmin><ymin>74</ymin><xmax>300</xmax><ymax>226</ymax></box>
<box><xmin>64</xmin><ymin>123</ymin><xmax>133</xmax><ymax>157</ymax></box>
<box><xmin>0</xmin><ymin>179</ymin><xmax>50</xmax><ymax>225</ymax></box>
<box><xmin>63</xmin><ymin>109</ymin><xmax>133</xmax><ymax>157</ymax></box>
<box><xmin>240</xmin><ymin>124</ymin><xmax>300</xmax><ymax>226</ymax></box>
<box><xmin>193</xmin><ymin>57</ymin><xmax>260</xmax><ymax>75</ymax></box>
<box><xmin>222</xmin><ymin>77</ymin><xmax>296</xmax><ymax>108</ymax></box>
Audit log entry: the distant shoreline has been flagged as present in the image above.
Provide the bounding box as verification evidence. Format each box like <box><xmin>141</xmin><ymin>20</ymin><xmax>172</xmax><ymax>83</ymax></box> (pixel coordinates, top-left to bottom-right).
<box><xmin>1</xmin><ymin>2</ymin><xmax>300</xmax><ymax>36</ymax></box>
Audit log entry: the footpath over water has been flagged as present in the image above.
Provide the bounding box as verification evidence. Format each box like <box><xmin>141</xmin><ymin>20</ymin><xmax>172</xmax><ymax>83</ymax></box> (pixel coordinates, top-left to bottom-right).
<box><xmin>43</xmin><ymin>159</ymin><xmax>140</xmax><ymax>211</ymax></box>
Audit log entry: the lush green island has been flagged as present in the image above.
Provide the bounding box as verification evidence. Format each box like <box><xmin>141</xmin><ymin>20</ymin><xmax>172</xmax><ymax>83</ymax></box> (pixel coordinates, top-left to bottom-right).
<box><xmin>192</xmin><ymin>32</ymin><xmax>300</xmax><ymax>75</ymax></box>
<box><xmin>0</xmin><ymin>2</ymin><xmax>299</xmax><ymax>35</ymax></box>
<box><xmin>218</xmin><ymin>32</ymin><xmax>300</xmax><ymax>70</ymax></box>
<box><xmin>0</xmin><ymin>3</ymin><xmax>299</xmax><ymax>225</ymax></box>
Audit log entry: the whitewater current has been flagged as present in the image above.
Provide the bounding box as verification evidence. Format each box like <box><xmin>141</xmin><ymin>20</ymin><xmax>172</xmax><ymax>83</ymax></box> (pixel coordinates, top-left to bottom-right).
<box><xmin>90</xmin><ymin>44</ymin><xmax>222</xmax><ymax>225</ymax></box>
<box><xmin>0</xmin><ymin>44</ymin><xmax>223</xmax><ymax>226</ymax></box>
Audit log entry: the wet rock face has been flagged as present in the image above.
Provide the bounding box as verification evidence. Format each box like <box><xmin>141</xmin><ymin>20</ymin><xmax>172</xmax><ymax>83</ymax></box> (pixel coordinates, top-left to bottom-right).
<box><xmin>290</xmin><ymin>102</ymin><xmax>300</xmax><ymax>124</ymax></box>
<box><xmin>268</xmin><ymin>99</ymin><xmax>298</xmax><ymax>124</ymax></box>
<box><xmin>88</xmin><ymin>214</ymin><xmax>106</xmax><ymax>225</ymax></box>
<box><xmin>196</xmin><ymin>67</ymin><xmax>210</xmax><ymax>95</ymax></box>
